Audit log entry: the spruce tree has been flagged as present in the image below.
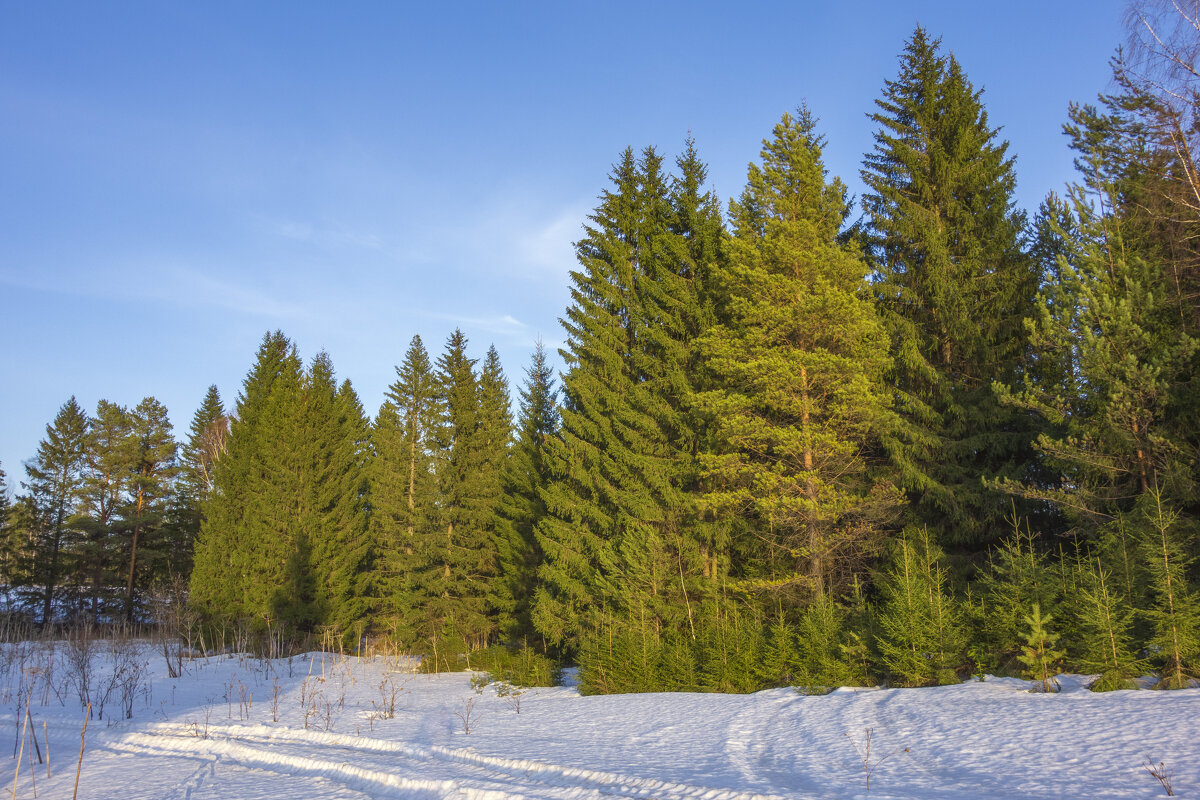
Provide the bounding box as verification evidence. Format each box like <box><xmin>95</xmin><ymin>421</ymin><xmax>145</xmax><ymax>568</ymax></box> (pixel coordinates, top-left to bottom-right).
<box><xmin>975</xmin><ymin>521</ymin><xmax>1058</xmax><ymax>670</ymax></box>
<box><xmin>301</xmin><ymin>355</ymin><xmax>374</xmax><ymax>639</ymax></box>
<box><xmin>1017</xmin><ymin>603</ymin><xmax>1065</xmax><ymax>692</ymax></box>
<box><xmin>1141</xmin><ymin>489</ymin><xmax>1200</xmax><ymax>689</ymax></box>
<box><xmin>22</xmin><ymin>397</ymin><xmax>90</xmax><ymax>626</ymax></box>
<box><xmin>875</xmin><ymin>528</ymin><xmax>965</xmax><ymax>686</ymax></box>
<box><xmin>371</xmin><ymin>335</ymin><xmax>440</xmax><ymax>640</ymax></box>
<box><xmin>417</xmin><ymin>330</ymin><xmax>501</xmax><ymax>651</ymax></box>
<box><xmin>535</xmin><ymin>147</ymin><xmax>649</xmax><ymax>646</ymax></box>
<box><xmin>167</xmin><ymin>386</ymin><xmax>227</xmax><ymax>577</ymax></box>
<box><xmin>191</xmin><ymin>332</ymin><xmax>307</xmax><ymax>628</ymax></box>
<box><xmin>1077</xmin><ymin>558</ymin><xmax>1142</xmax><ymax>691</ymax></box>
<box><xmin>0</xmin><ymin>463</ymin><xmax>17</xmax><ymax>608</ymax></box>
<box><xmin>862</xmin><ymin>28</ymin><xmax>1038</xmax><ymax>549</ymax></box>
<box><xmin>495</xmin><ymin>341</ymin><xmax>559</xmax><ymax>643</ymax></box>
<box><xmin>537</xmin><ymin>143</ymin><xmax>723</xmax><ymax>669</ymax></box>
<box><xmin>697</xmin><ymin>108</ymin><xmax>902</xmax><ymax>600</ymax></box>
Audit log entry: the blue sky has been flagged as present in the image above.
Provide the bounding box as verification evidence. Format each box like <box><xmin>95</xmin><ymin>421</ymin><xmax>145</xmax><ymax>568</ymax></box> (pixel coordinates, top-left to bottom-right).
<box><xmin>1</xmin><ymin>1</ymin><xmax>1126</xmax><ymax>480</ymax></box>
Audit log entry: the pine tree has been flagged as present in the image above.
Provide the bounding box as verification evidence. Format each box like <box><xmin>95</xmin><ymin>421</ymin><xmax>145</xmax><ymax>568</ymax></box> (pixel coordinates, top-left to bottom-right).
<box><xmin>119</xmin><ymin>397</ymin><xmax>178</xmax><ymax>623</ymax></box>
<box><xmin>74</xmin><ymin>400</ymin><xmax>133</xmax><ymax>622</ymax></box>
<box><xmin>1017</xmin><ymin>101</ymin><xmax>1198</xmax><ymax>525</ymax></box>
<box><xmin>371</xmin><ymin>335</ymin><xmax>440</xmax><ymax>640</ymax></box>
<box><xmin>495</xmin><ymin>341</ymin><xmax>559</xmax><ymax>644</ymax></box>
<box><xmin>697</xmin><ymin>108</ymin><xmax>903</xmax><ymax>601</ymax></box>
<box><xmin>22</xmin><ymin>397</ymin><xmax>90</xmax><ymax>626</ymax></box>
<box><xmin>862</xmin><ymin>28</ymin><xmax>1038</xmax><ymax>549</ymax></box>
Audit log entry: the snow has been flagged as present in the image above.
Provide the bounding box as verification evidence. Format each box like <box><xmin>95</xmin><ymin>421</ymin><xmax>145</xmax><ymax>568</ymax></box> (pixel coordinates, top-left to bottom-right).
<box><xmin>1</xmin><ymin>640</ymin><xmax>1196</xmax><ymax>799</ymax></box>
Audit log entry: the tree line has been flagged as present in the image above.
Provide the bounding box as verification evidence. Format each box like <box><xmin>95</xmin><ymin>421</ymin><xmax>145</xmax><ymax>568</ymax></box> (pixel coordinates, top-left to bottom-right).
<box><xmin>2</xmin><ymin>17</ymin><xmax>1198</xmax><ymax>692</ymax></box>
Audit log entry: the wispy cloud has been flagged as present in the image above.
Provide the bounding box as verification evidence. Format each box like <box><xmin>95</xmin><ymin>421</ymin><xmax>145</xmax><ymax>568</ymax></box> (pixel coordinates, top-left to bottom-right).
<box><xmin>417</xmin><ymin>310</ymin><xmax>529</xmax><ymax>338</ymax></box>
<box><xmin>157</xmin><ymin>265</ymin><xmax>310</xmax><ymax>319</ymax></box>
<box><xmin>0</xmin><ymin>259</ymin><xmax>309</xmax><ymax>320</ymax></box>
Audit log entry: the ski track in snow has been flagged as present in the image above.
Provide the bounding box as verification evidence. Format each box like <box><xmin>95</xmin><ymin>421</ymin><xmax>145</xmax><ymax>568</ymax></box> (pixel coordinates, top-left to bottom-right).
<box><xmin>102</xmin><ymin>723</ymin><xmax>785</xmax><ymax>800</ymax></box>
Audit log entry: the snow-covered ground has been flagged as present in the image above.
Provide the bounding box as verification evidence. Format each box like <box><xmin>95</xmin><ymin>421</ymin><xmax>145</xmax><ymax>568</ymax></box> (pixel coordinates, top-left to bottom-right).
<box><xmin>0</xmin><ymin>640</ymin><xmax>1196</xmax><ymax>799</ymax></box>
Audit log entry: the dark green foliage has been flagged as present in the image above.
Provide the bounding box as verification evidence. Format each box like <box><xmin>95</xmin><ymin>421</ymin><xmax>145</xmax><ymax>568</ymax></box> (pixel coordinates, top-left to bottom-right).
<box><xmin>0</xmin><ymin>463</ymin><xmax>22</xmax><ymax>602</ymax></box>
<box><xmin>412</xmin><ymin>330</ymin><xmax>507</xmax><ymax>650</ymax></box>
<box><xmin>371</xmin><ymin>335</ymin><xmax>441</xmax><ymax>639</ymax></box>
<box><xmin>755</xmin><ymin>613</ymin><xmax>797</xmax><ymax>688</ymax></box>
<box><xmin>494</xmin><ymin>341</ymin><xmax>558</xmax><ymax>643</ymax></box>
<box><xmin>191</xmin><ymin>332</ymin><xmax>309</xmax><ymax>629</ymax></box>
<box><xmin>22</xmin><ymin>397</ymin><xmax>90</xmax><ymax>626</ymax></box>
<box><xmin>166</xmin><ymin>386</ymin><xmax>227</xmax><ymax>578</ymax></box>
<box><xmin>9</xmin><ymin>21</ymin><xmax>1197</xmax><ymax>695</ymax></box>
<box><xmin>472</xmin><ymin>642</ymin><xmax>560</xmax><ymax>687</ymax></box>
<box><xmin>535</xmin><ymin>144</ymin><xmax>720</xmax><ymax>650</ymax></box>
<box><xmin>302</xmin><ymin>357</ymin><xmax>375</xmax><ymax>639</ymax></box>
<box><xmin>1005</xmin><ymin>85</ymin><xmax>1198</xmax><ymax>536</ymax></box>
<box><xmin>795</xmin><ymin>593</ymin><xmax>868</xmax><ymax>689</ymax></box>
<box><xmin>975</xmin><ymin>520</ymin><xmax>1058</xmax><ymax>670</ymax></box>
<box><xmin>862</xmin><ymin>28</ymin><xmax>1039</xmax><ymax>549</ymax></box>
<box><xmin>695</xmin><ymin>600</ymin><xmax>763</xmax><ymax>694</ymax></box>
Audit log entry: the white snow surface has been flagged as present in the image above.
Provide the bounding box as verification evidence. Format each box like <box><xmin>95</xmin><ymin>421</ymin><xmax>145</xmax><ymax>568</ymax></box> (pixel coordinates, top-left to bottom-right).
<box><xmin>1</xmin><ymin>641</ymin><xmax>1196</xmax><ymax>799</ymax></box>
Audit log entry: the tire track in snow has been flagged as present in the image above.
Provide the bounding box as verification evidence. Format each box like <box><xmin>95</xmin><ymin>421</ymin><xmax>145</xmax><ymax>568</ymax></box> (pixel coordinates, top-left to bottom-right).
<box><xmin>106</xmin><ymin>723</ymin><xmax>788</xmax><ymax>800</ymax></box>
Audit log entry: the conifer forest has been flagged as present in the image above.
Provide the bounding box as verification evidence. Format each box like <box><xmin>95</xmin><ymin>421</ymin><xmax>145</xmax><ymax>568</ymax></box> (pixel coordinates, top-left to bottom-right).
<box><xmin>4</xmin><ymin>19</ymin><xmax>1200</xmax><ymax>697</ymax></box>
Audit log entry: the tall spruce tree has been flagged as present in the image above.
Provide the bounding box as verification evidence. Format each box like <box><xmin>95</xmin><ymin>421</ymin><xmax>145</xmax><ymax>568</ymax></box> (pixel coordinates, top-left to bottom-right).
<box><xmin>22</xmin><ymin>397</ymin><xmax>90</xmax><ymax>626</ymax></box>
<box><xmin>862</xmin><ymin>28</ymin><xmax>1038</xmax><ymax>549</ymax></box>
<box><xmin>167</xmin><ymin>386</ymin><xmax>227</xmax><ymax>577</ymax></box>
<box><xmin>535</xmin><ymin>146</ymin><xmax>715</xmax><ymax>656</ymax></box>
<box><xmin>697</xmin><ymin>108</ymin><xmax>903</xmax><ymax>602</ymax></box>
<box><xmin>301</xmin><ymin>356</ymin><xmax>374</xmax><ymax>639</ymax></box>
<box><xmin>191</xmin><ymin>332</ymin><xmax>308</xmax><ymax>629</ymax></box>
<box><xmin>371</xmin><ymin>335</ymin><xmax>441</xmax><ymax>640</ymax></box>
<box><xmin>495</xmin><ymin>340</ymin><xmax>559</xmax><ymax>643</ymax></box>
<box><xmin>415</xmin><ymin>330</ymin><xmax>501</xmax><ymax>650</ymax></box>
